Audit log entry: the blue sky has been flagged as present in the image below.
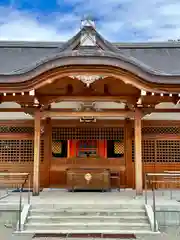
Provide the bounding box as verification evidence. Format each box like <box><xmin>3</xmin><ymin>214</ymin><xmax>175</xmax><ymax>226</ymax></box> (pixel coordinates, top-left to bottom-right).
<box><xmin>0</xmin><ymin>0</ymin><xmax>180</xmax><ymax>42</ymax></box>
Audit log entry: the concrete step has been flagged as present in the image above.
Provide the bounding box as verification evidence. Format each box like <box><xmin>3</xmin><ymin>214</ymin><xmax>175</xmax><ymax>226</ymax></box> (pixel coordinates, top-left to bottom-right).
<box><xmin>14</xmin><ymin>237</ymin><xmax>138</xmax><ymax>240</ymax></box>
<box><xmin>25</xmin><ymin>222</ymin><xmax>151</xmax><ymax>231</ymax></box>
<box><xmin>16</xmin><ymin>229</ymin><xmax>160</xmax><ymax>235</ymax></box>
<box><xmin>12</xmin><ymin>237</ymin><xmax>140</xmax><ymax>240</ymax></box>
<box><xmin>27</xmin><ymin>215</ymin><xmax>149</xmax><ymax>223</ymax></box>
<box><xmin>18</xmin><ymin>238</ymin><xmax>138</xmax><ymax>240</ymax></box>
<box><xmin>29</xmin><ymin>208</ymin><xmax>146</xmax><ymax>217</ymax></box>
<box><xmin>31</xmin><ymin>204</ymin><xmax>145</xmax><ymax>210</ymax></box>
<box><xmin>24</xmin><ymin>204</ymin><xmax>153</xmax><ymax>235</ymax></box>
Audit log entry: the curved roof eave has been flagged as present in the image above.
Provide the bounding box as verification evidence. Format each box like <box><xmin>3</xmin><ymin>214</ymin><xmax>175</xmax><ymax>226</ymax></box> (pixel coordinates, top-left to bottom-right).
<box><xmin>0</xmin><ymin>50</ymin><xmax>180</xmax><ymax>87</ymax></box>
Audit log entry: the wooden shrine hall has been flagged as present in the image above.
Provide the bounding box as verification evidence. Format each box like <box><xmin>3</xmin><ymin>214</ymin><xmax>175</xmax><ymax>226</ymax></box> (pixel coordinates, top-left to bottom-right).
<box><xmin>1</xmin><ymin>19</ymin><xmax>180</xmax><ymax>195</ymax></box>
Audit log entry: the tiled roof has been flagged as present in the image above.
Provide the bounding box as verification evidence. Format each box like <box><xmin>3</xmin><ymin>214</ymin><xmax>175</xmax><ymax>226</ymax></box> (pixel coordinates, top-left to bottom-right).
<box><xmin>0</xmin><ymin>25</ymin><xmax>180</xmax><ymax>83</ymax></box>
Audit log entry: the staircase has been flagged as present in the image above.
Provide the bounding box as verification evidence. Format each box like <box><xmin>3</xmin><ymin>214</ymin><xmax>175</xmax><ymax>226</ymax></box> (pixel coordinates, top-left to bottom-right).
<box><xmin>18</xmin><ymin>203</ymin><xmax>159</xmax><ymax>236</ymax></box>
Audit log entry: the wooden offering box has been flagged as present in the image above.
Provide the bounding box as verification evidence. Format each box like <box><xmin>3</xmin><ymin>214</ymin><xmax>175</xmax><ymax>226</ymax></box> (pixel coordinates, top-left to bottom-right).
<box><xmin>66</xmin><ymin>168</ymin><xmax>110</xmax><ymax>191</ymax></box>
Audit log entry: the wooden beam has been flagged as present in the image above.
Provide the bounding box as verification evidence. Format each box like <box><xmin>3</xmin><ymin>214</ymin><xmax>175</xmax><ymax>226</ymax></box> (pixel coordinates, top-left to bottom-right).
<box><xmin>142</xmin><ymin>108</ymin><xmax>180</xmax><ymax>116</ymax></box>
<box><xmin>33</xmin><ymin>110</ymin><xmax>41</xmax><ymax>196</ymax></box>
<box><xmin>42</xmin><ymin>109</ymin><xmax>134</xmax><ymax>118</ymax></box>
<box><xmin>0</xmin><ymin>108</ymin><xmax>27</xmax><ymax>112</ymax></box>
<box><xmin>1</xmin><ymin>107</ymin><xmax>180</xmax><ymax>114</ymax></box>
<box><xmin>141</xmin><ymin>95</ymin><xmax>178</xmax><ymax>105</ymax></box>
<box><xmin>51</xmin><ymin>119</ymin><xmax>125</xmax><ymax>127</ymax></box>
<box><xmin>134</xmin><ymin>108</ymin><xmax>143</xmax><ymax>195</ymax></box>
<box><xmin>151</xmin><ymin>108</ymin><xmax>180</xmax><ymax>113</ymax></box>
<box><xmin>0</xmin><ymin>95</ymin><xmax>34</xmax><ymax>103</ymax></box>
<box><xmin>38</xmin><ymin>95</ymin><xmax>137</xmax><ymax>104</ymax></box>
<box><xmin>48</xmin><ymin>108</ymin><xmax>127</xmax><ymax>112</ymax></box>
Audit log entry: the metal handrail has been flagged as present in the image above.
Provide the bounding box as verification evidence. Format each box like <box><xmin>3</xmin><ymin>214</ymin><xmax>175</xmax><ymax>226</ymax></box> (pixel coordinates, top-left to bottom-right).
<box><xmin>145</xmin><ymin>172</ymin><xmax>180</xmax><ymax>232</ymax></box>
<box><xmin>0</xmin><ymin>172</ymin><xmax>30</xmax><ymax>231</ymax></box>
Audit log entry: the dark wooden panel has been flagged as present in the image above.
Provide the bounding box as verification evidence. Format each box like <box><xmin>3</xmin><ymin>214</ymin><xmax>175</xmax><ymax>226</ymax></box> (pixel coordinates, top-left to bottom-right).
<box><xmin>67</xmin><ymin>168</ymin><xmax>110</xmax><ymax>191</ymax></box>
<box><xmin>49</xmin><ymin>157</ymin><xmax>126</xmax><ymax>188</ymax></box>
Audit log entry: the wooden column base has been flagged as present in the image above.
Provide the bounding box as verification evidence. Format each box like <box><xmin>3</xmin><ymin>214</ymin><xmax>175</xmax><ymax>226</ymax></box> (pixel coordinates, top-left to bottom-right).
<box><xmin>32</xmin><ymin>192</ymin><xmax>39</xmax><ymax>196</ymax></box>
<box><xmin>136</xmin><ymin>190</ymin><xmax>143</xmax><ymax>196</ymax></box>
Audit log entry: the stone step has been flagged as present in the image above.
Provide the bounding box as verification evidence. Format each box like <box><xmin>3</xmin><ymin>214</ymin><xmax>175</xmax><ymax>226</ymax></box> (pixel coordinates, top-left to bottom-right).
<box><xmin>23</xmin><ymin>238</ymin><xmax>138</xmax><ymax>240</ymax></box>
<box><xmin>23</xmin><ymin>238</ymin><xmax>137</xmax><ymax>240</ymax></box>
<box><xmin>30</xmin><ymin>208</ymin><xmax>146</xmax><ymax>217</ymax></box>
<box><xmin>25</xmin><ymin>222</ymin><xmax>151</xmax><ymax>231</ymax></box>
<box><xmin>27</xmin><ymin>215</ymin><xmax>148</xmax><ymax>223</ymax></box>
<box><xmin>16</xmin><ymin>229</ymin><xmax>160</xmax><ymax>235</ymax></box>
<box><xmin>31</xmin><ymin>204</ymin><xmax>144</xmax><ymax>210</ymax></box>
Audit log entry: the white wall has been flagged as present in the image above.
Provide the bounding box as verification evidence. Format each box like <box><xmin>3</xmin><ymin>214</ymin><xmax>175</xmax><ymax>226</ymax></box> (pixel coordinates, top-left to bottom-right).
<box><xmin>143</xmin><ymin>102</ymin><xmax>180</xmax><ymax>120</ymax></box>
<box><xmin>0</xmin><ymin>102</ymin><xmax>32</xmax><ymax>120</ymax></box>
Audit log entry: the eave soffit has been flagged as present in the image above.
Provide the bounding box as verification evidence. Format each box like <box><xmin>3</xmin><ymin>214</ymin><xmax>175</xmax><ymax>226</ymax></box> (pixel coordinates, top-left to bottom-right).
<box><xmin>0</xmin><ymin>53</ymin><xmax>180</xmax><ymax>86</ymax></box>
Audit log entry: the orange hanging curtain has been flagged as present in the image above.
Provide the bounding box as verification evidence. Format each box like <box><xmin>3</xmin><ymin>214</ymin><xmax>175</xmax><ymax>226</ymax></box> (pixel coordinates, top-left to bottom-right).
<box><xmin>98</xmin><ymin>140</ymin><xmax>106</xmax><ymax>158</ymax></box>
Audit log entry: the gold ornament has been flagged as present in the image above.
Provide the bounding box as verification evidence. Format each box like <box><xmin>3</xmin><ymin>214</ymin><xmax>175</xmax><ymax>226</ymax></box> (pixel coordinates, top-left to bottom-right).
<box><xmin>84</xmin><ymin>173</ymin><xmax>92</xmax><ymax>183</ymax></box>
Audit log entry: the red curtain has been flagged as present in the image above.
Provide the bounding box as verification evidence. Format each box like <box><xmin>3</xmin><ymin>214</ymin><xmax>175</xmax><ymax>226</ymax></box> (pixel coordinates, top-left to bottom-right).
<box><xmin>98</xmin><ymin>140</ymin><xmax>107</xmax><ymax>158</ymax></box>
<box><xmin>69</xmin><ymin>140</ymin><xmax>77</xmax><ymax>157</ymax></box>
<box><xmin>69</xmin><ymin>140</ymin><xmax>107</xmax><ymax>158</ymax></box>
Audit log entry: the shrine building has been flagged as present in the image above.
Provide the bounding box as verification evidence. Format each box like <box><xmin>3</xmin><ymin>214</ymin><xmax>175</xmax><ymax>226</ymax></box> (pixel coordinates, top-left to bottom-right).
<box><xmin>0</xmin><ymin>19</ymin><xmax>180</xmax><ymax>195</ymax></box>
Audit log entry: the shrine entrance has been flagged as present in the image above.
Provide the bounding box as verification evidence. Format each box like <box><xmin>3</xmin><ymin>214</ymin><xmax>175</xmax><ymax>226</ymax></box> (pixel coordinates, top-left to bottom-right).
<box><xmin>49</xmin><ymin>126</ymin><xmax>127</xmax><ymax>190</ymax></box>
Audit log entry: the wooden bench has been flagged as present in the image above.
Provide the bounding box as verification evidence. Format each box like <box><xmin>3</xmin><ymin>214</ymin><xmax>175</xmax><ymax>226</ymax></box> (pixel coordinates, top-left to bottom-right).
<box><xmin>0</xmin><ymin>172</ymin><xmax>30</xmax><ymax>189</ymax></box>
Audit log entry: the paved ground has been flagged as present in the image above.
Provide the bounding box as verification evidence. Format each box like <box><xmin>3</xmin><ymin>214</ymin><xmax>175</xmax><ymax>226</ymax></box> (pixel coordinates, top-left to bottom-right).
<box><xmin>6</xmin><ymin>227</ymin><xmax>180</xmax><ymax>240</ymax></box>
<box><xmin>0</xmin><ymin>189</ymin><xmax>180</xmax><ymax>239</ymax></box>
<box><xmin>1</xmin><ymin>188</ymin><xmax>180</xmax><ymax>206</ymax></box>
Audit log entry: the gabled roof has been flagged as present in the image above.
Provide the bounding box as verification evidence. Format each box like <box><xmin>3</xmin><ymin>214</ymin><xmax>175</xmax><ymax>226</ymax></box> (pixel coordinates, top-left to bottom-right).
<box><xmin>0</xmin><ymin>25</ymin><xmax>120</xmax><ymax>76</ymax></box>
<box><xmin>58</xmin><ymin>25</ymin><xmax>119</xmax><ymax>52</ymax></box>
<box><xmin>0</xmin><ymin>23</ymin><xmax>180</xmax><ymax>86</ymax></box>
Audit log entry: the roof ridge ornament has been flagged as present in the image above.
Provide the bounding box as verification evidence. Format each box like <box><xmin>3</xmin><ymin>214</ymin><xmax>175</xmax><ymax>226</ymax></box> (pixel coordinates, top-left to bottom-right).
<box><xmin>80</xmin><ymin>16</ymin><xmax>96</xmax><ymax>46</ymax></box>
<box><xmin>81</xmin><ymin>16</ymin><xmax>96</xmax><ymax>29</ymax></box>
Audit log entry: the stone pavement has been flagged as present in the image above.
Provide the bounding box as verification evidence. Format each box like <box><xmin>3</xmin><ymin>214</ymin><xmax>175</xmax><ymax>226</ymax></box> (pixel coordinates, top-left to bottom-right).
<box><xmin>1</xmin><ymin>188</ymin><xmax>180</xmax><ymax>206</ymax></box>
<box><xmin>0</xmin><ymin>189</ymin><xmax>180</xmax><ymax>239</ymax></box>
<box><xmin>7</xmin><ymin>227</ymin><xmax>180</xmax><ymax>240</ymax></box>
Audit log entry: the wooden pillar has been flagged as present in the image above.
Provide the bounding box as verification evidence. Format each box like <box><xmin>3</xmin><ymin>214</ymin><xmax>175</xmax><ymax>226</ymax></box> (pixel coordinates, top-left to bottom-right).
<box><xmin>124</xmin><ymin>118</ymin><xmax>133</xmax><ymax>188</ymax></box>
<box><xmin>44</xmin><ymin>117</ymin><xmax>52</xmax><ymax>187</ymax></box>
<box><xmin>134</xmin><ymin>107</ymin><xmax>143</xmax><ymax>195</ymax></box>
<box><xmin>33</xmin><ymin>110</ymin><xmax>41</xmax><ymax>196</ymax></box>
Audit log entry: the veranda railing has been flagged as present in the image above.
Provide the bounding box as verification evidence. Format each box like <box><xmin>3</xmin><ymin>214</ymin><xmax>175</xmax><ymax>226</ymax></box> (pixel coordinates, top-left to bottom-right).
<box><xmin>0</xmin><ymin>172</ymin><xmax>31</xmax><ymax>231</ymax></box>
<box><xmin>144</xmin><ymin>172</ymin><xmax>180</xmax><ymax>232</ymax></box>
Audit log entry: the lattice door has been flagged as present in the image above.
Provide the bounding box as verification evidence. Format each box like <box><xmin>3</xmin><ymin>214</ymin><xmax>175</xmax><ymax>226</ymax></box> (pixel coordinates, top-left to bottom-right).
<box><xmin>0</xmin><ymin>139</ymin><xmax>44</xmax><ymax>163</ymax></box>
<box><xmin>156</xmin><ymin>140</ymin><xmax>180</xmax><ymax>163</ymax></box>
